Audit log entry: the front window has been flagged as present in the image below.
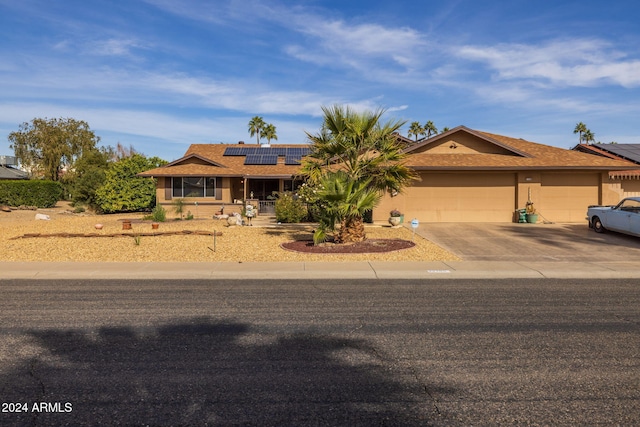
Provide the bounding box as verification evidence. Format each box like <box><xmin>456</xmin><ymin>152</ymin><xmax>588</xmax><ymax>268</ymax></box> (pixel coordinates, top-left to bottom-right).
<box><xmin>172</xmin><ymin>177</ymin><xmax>215</xmax><ymax>197</ymax></box>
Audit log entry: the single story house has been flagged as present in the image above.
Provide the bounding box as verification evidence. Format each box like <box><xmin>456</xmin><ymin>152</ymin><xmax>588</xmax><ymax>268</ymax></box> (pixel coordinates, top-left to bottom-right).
<box><xmin>138</xmin><ymin>143</ymin><xmax>309</xmax><ymax>217</ymax></box>
<box><xmin>572</xmin><ymin>143</ymin><xmax>640</xmax><ymax>198</ymax></box>
<box><xmin>139</xmin><ymin>127</ymin><xmax>638</xmax><ymax>223</ymax></box>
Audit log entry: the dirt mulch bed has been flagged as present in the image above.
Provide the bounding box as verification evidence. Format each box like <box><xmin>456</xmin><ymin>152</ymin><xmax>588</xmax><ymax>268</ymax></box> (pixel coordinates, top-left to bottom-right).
<box><xmin>281</xmin><ymin>238</ymin><xmax>415</xmax><ymax>254</ymax></box>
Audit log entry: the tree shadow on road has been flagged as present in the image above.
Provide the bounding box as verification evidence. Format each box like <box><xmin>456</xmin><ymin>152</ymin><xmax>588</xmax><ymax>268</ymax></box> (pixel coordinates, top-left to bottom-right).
<box><xmin>1</xmin><ymin>317</ymin><xmax>446</xmax><ymax>426</ymax></box>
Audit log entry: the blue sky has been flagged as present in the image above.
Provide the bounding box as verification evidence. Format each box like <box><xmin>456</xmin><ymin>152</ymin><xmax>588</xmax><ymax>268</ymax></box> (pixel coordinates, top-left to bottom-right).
<box><xmin>1</xmin><ymin>0</ymin><xmax>640</xmax><ymax>161</ymax></box>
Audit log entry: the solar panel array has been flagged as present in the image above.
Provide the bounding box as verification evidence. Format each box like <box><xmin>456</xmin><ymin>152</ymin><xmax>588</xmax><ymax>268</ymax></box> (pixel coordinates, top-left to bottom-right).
<box><xmin>244</xmin><ymin>154</ymin><xmax>278</xmax><ymax>165</ymax></box>
<box><xmin>598</xmin><ymin>144</ymin><xmax>640</xmax><ymax>164</ymax></box>
<box><xmin>223</xmin><ymin>146</ymin><xmax>311</xmax><ymax>165</ymax></box>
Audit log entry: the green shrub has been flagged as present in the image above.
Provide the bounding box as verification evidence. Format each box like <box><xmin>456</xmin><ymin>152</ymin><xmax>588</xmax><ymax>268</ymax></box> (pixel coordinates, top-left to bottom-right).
<box><xmin>173</xmin><ymin>198</ymin><xmax>185</xmax><ymax>219</ymax></box>
<box><xmin>94</xmin><ymin>154</ymin><xmax>166</xmax><ymax>213</ymax></box>
<box><xmin>151</xmin><ymin>204</ymin><xmax>167</xmax><ymax>222</ymax></box>
<box><xmin>275</xmin><ymin>191</ymin><xmax>307</xmax><ymax>223</ymax></box>
<box><xmin>0</xmin><ymin>180</ymin><xmax>63</xmax><ymax>208</ymax></box>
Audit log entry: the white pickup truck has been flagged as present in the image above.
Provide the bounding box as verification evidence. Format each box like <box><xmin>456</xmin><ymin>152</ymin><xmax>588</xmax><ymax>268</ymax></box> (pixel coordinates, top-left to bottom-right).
<box><xmin>587</xmin><ymin>197</ymin><xmax>640</xmax><ymax>236</ymax></box>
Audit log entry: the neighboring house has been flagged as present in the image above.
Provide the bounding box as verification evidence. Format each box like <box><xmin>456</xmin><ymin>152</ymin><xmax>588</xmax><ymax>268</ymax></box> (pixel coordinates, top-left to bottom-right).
<box><xmin>0</xmin><ymin>155</ymin><xmax>28</xmax><ymax>180</ymax></box>
<box><xmin>572</xmin><ymin>143</ymin><xmax>640</xmax><ymax>198</ymax></box>
<box><xmin>140</xmin><ymin>127</ymin><xmax>637</xmax><ymax>223</ymax></box>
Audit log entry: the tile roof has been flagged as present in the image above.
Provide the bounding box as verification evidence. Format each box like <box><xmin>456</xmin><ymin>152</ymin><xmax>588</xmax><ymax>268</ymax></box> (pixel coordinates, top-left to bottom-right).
<box><xmin>572</xmin><ymin>143</ymin><xmax>640</xmax><ymax>179</ymax></box>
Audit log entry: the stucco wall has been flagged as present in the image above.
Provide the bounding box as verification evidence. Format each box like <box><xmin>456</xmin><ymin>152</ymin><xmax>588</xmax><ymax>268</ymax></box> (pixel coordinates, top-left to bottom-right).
<box><xmin>375</xmin><ymin>170</ymin><xmax>619</xmax><ymax>223</ymax></box>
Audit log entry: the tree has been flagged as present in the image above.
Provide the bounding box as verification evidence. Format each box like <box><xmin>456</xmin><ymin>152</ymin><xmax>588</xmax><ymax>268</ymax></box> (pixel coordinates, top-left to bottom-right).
<box><xmin>301</xmin><ymin>104</ymin><xmax>417</xmax><ymax>244</ymax></box>
<box><xmin>441</xmin><ymin>127</ymin><xmax>450</xmax><ymax>133</ymax></box>
<box><xmin>581</xmin><ymin>129</ymin><xmax>595</xmax><ymax>144</ymax></box>
<box><xmin>8</xmin><ymin>117</ymin><xmax>100</xmax><ymax>181</ymax></box>
<box><xmin>262</xmin><ymin>123</ymin><xmax>278</xmax><ymax>145</ymax></box>
<box><xmin>94</xmin><ymin>154</ymin><xmax>166</xmax><ymax>213</ymax></box>
<box><xmin>248</xmin><ymin>116</ymin><xmax>266</xmax><ymax>145</ymax></box>
<box><xmin>110</xmin><ymin>142</ymin><xmax>139</xmax><ymax>161</ymax></box>
<box><xmin>407</xmin><ymin>121</ymin><xmax>425</xmax><ymax>141</ymax></box>
<box><xmin>312</xmin><ymin>171</ymin><xmax>380</xmax><ymax>245</ymax></box>
<box><xmin>574</xmin><ymin>122</ymin><xmax>588</xmax><ymax>144</ymax></box>
<box><xmin>424</xmin><ymin>120</ymin><xmax>438</xmax><ymax>138</ymax></box>
<box><xmin>67</xmin><ymin>148</ymin><xmax>110</xmax><ymax>209</ymax></box>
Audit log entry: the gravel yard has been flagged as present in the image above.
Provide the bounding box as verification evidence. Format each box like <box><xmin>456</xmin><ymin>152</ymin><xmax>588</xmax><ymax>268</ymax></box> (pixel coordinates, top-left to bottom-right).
<box><xmin>0</xmin><ymin>203</ymin><xmax>459</xmax><ymax>262</ymax></box>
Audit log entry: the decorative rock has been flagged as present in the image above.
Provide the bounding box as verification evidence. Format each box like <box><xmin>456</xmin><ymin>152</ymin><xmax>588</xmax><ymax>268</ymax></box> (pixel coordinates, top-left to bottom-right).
<box><xmin>95</xmin><ymin>224</ymin><xmax>104</xmax><ymax>230</ymax></box>
<box><xmin>35</xmin><ymin>213</ymin><xmax>50</xmax><ymax>221</ymax></box>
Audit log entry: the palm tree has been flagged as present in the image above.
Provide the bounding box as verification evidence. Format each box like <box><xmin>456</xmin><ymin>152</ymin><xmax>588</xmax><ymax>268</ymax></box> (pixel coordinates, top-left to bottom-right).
<box><xmin>424</xmin><ymin>120</ymin><xmax>438</xmax><ymax>138</ymax></box>
<box><xmin>582</xmin><ymin>129</ymin><xmax>595</xmax><ymax>144</ymax></box>
<box><xmin>248</xmin><ymin>116</ymin><xmax>266</xmax><ymax>144</ymax></box>
<box><xmin>574</xmin><ymin>122</ymin><xmax>588</xmax><ymax>144</ymax></box>
<box><xmin>312</xmin><ymin>171</ymin><xmax>380</xmax><ymax>245</ymax></box>
<box><xmin>301</xmin><ymin>104</ymin><xmax>417</xmax><ymax>243</ymax></box>
<box><xmin>441</xmin><ymin>127</ymin><xmax>450</xmax><ymax>133</ymax></box>
<box><xmin>407</xmin><ymin>121</ymin><xmax>425</xmax><ymax>141</ymax></box>
<box><xmin>262</xmin><ymin>123</ymin><xmax>278</xmax><ymax>145</ymax></box>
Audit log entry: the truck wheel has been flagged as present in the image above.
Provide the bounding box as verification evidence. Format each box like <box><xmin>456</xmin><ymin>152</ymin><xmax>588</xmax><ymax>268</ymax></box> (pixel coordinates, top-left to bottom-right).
<box><xmin>593</xmin><ymin>216</ymin><xmax>605</xmax><ymax>233</ymax></box>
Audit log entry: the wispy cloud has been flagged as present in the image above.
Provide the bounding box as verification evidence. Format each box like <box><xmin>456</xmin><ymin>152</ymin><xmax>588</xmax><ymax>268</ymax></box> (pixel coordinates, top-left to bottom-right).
<box><xmin>88</xmin><ymin>38</ymin><xmax>150</xmax><ymax>57</ymax></box>
<box><xmin>456</xmin><ymin>39</ymin><xmax>640</xmax><ymax>88</ymax></box>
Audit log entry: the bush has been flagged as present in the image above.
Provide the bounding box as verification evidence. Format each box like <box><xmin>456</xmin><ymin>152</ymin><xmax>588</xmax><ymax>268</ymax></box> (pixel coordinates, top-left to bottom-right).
<box><xmin>275</xmin><ymin>192</ymin><xmax>307</xmax><ymax>223</ymax></box>
<box><xmin>94</xmin><ymin>154</ymin><xmax>166</xmax><ymax>213</ymax></box>
<box><xmin>150</xmin><ymin>204</ymin><xmax>166</xmax><ymax>222</ymax></box>
<box><xmin>0</xmin><ymin>180</ymin><xmax>63</xmax><ymax>208</ymax></box>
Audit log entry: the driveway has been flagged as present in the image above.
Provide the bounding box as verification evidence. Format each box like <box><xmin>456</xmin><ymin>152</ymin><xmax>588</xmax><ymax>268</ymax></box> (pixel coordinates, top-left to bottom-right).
<box><xmin>414</xmin><ymin>222</ymin><xmax>640</xmax><ymax>261</ymax></box>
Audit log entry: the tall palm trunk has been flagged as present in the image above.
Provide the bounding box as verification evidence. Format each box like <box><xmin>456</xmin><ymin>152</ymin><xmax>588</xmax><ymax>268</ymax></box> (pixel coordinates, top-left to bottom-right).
<box><xmin>337</xmin><ymin>215</ymin><xmax>366</xmax><ymax>243</ymax></box>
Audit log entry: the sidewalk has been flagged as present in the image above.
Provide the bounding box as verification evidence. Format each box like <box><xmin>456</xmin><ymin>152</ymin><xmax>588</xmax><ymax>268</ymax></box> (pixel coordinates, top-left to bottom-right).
<box><xmin>2</xmin><ymin>260</ymin><xmax>640</xmax><ymax>280</ymax></box>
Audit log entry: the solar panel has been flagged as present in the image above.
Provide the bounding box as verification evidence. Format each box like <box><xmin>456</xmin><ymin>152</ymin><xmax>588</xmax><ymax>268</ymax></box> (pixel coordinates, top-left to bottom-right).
<box><xmin>225</xmin><ymin>145</ymin><xmax>311</xmax><ymax>162</ymax></box>
<box><xmin>599</xmin><ymin>144</ymin><xmax>640</xmax><ymax>164</ymax></box>
<box><xmin>223</xmin><ymin>147</ymin><xmax>244</xmax><ymax>156</ymax></box>
<box><xmin>245</xmin><ymin>154</ymin><xmax>278</xmax><ymax>165</ymax></box>
<box><xmin>284</xmin><ymin>156</ymin><xmax>302</xmax><ymax>165</ymax></box>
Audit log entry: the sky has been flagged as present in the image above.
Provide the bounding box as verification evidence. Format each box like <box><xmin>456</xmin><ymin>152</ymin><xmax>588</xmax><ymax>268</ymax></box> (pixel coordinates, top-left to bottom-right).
<box><xmin>1</xmin><ymin>0</ymin><xmax>640</xmax><ymax>162</ymax></box>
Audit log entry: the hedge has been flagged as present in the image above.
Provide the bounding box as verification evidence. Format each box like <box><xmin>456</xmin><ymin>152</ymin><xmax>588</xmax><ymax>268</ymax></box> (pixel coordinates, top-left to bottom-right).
<box><xmin>0</xmin><ymin>180</ymin><xmax>63</xmax><ymax>208</ymax></box>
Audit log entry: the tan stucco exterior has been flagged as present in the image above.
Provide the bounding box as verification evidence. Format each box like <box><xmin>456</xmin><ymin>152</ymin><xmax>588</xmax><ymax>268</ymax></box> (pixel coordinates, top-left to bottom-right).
<box><xmin>141</xmin><ymin>127</ymin><xmax>639</xmax><ymax>223</ymax></box>
<box><xmin>375</xmin><ymin>170</ymin><xmax>631</xmax><ymax>223</ymax></box>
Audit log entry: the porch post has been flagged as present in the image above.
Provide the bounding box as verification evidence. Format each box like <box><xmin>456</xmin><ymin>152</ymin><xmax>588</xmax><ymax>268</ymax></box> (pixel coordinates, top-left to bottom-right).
<box><xmin>242</xmin><ymin>177</ymin><xmax>248</xmax><ymax>201</ymax></box>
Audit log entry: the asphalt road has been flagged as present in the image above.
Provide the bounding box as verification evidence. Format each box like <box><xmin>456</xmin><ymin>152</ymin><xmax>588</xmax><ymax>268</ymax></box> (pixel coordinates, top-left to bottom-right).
<box><xmin>0</xmin><ymin>279</ymin><xmax>638</xmax><ymax>426</ymax></box>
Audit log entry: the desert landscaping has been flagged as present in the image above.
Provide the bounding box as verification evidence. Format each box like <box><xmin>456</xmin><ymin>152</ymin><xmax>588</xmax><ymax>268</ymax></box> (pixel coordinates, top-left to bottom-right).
<box><xmin>0</xmin><ymin>203</ymin><xmax>458</xmax><ymax>263</ymax></box>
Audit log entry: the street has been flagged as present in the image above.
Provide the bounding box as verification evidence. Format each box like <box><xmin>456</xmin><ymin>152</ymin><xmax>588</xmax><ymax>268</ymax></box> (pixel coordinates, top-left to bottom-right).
<box><xmin>0</xmin><ymin>278</ymin><xmax>638</xmax><ymax>426</ymax></box>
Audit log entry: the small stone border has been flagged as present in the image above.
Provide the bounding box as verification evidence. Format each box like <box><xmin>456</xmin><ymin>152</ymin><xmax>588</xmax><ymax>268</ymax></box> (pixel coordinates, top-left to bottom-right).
<box><xmin>9</xmin><ymin>230</ymin><xmax>223</xmax><ymax>240</ymax></box>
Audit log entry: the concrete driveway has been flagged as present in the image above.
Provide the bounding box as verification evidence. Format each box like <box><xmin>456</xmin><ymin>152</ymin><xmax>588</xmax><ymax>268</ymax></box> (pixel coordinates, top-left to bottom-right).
<box><xmin>414</xmin><ymin>222</ymin><xmax>640</xmax><ymax>261</ymax></box>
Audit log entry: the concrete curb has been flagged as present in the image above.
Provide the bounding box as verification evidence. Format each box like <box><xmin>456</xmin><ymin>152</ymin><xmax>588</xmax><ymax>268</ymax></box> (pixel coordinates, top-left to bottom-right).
<box><xmin>2</xmin><ymin>261</ymin><xmax>640</xmax><ymax>280</ymax></box>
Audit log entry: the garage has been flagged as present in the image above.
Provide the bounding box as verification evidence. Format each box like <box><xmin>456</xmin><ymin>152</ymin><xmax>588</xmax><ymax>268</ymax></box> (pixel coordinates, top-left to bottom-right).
<box><xmin>540</xmin><ymin>173</ymin><xmax>600</xmax><ymax>222</ymax></box>
<box><xmin>405</xmin><ymin>172</ymin><xmax>517</xmax><ymax>222</ymax></box>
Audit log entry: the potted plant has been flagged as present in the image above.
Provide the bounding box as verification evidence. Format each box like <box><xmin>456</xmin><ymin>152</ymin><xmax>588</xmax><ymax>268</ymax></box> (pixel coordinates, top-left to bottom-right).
<box><xmin>389</xmin><ymin>209</ymin><xmax>403</xmax><ymax>226</ymax></box>
<box><xmin>525</xmin><ymin>202</ymin><xmax>538</xmax><ymax>223</ymax></box>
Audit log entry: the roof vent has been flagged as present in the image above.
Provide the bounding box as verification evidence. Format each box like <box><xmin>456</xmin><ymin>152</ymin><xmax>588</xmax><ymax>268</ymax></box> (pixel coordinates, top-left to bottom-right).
<box><xmin>238</xmin><ymin>141</ymin><xmax>245</xmax><ymax>145</ymax></box>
